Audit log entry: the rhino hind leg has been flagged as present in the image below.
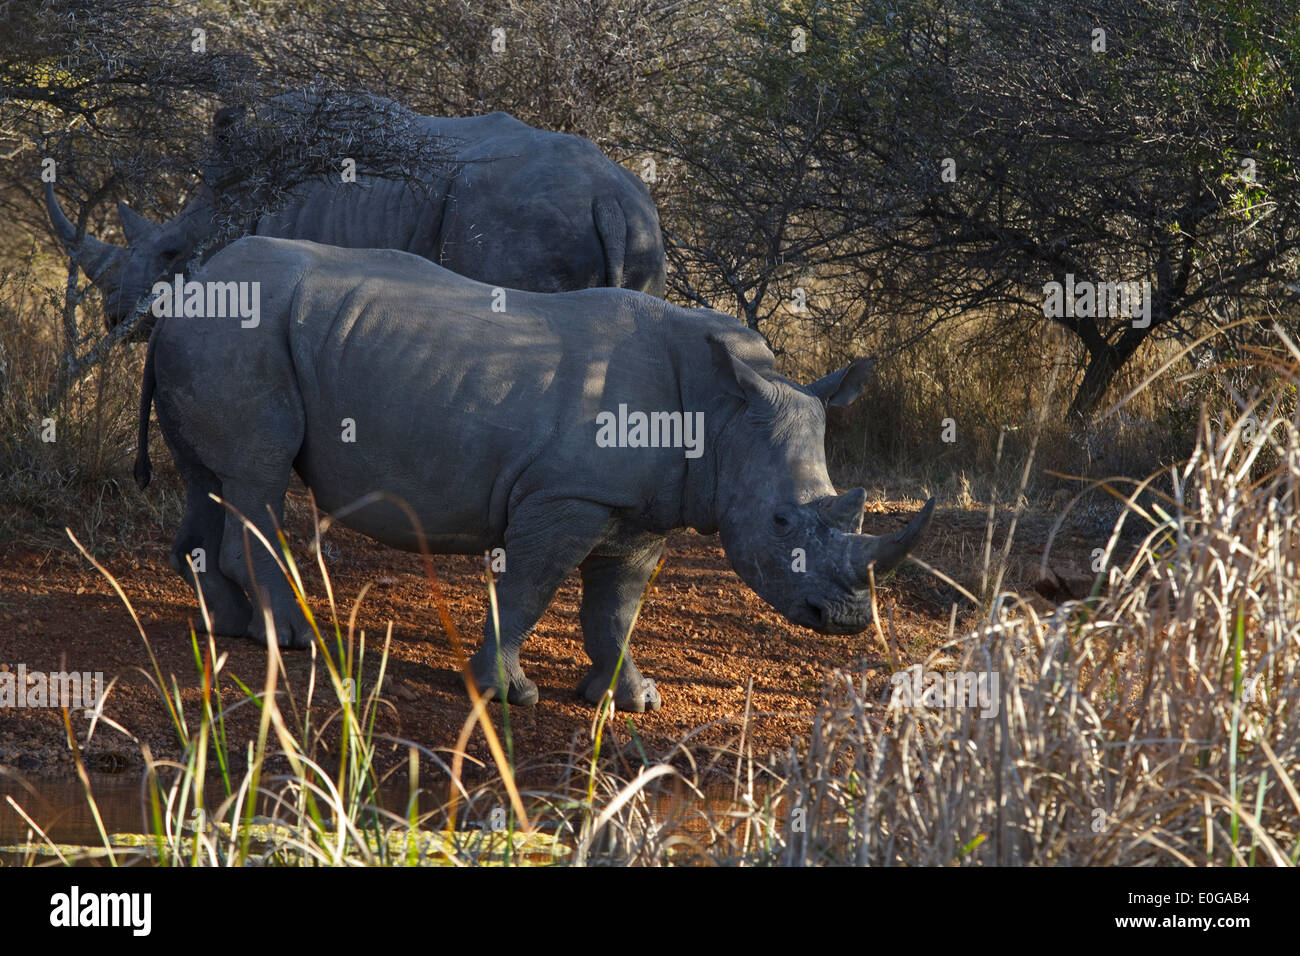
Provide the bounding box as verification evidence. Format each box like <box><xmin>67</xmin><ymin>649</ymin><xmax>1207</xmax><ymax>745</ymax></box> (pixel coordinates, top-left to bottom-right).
<box><xmin>151</xmin><ymin>311</ymin><xmax>309</xmax><ymax>649</ymax></box>
<box><xmin>575</xmin><ymin>544</ymin><xmax>665</xmax><ymax>714</ymax></box>
<box><xmin>170</xmin><ymin>468</ymin><xmax>252</xmax><ymax>637</ymax></box>
<box><xmin>469</xmin><ymin>499</ymin><xmax>612</xmax><ymax>706</ymax></box>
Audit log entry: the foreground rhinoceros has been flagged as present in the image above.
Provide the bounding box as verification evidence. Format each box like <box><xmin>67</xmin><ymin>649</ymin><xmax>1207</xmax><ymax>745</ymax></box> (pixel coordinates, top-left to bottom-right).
<box><xmin>48</xmin><ymin>95</ymin><xmax>665</xmax><ymax>328</ymax></box>
<box><xmin>134</xmin><ymin>237</ymin><xmax>932</xmax><ymax>712</ymax></box>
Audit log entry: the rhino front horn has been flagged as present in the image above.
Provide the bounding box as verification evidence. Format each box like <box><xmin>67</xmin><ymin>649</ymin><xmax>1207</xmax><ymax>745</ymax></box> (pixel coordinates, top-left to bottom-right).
<box><xmin>850</xmin><ymin>497</ymin><xmax>936</xmax><ymax>582</ymax></box>
<box><xmin>46</xmin><ymin>181</ymin><xmax>124</xmax><ymax>282</ymax></box>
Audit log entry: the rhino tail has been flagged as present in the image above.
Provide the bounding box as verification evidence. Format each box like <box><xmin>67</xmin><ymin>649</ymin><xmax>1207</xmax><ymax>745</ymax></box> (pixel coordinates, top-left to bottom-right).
<box><xmin>134</xmin><ymin>323</ymin><xmax>160</xmax><ymax>491</ymax></box>
<box><xmin>593</xmin><ymin>197</ymin><xmax>626</xmax><ymax>288</ymax></box>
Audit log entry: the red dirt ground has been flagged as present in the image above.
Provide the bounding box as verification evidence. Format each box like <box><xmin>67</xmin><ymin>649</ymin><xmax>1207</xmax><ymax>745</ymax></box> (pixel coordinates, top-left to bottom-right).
<box><xmin>0</xmin><ymin>487</ymin><xmax>1103</xmax><ymax>788</ymax></box>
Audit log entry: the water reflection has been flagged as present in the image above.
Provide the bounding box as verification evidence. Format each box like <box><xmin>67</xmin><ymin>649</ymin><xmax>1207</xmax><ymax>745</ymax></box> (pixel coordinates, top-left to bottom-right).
<box><xmin>1</xmin><ymin>774</ymin><xmax>152</xmax><ymax>845</ymax></box>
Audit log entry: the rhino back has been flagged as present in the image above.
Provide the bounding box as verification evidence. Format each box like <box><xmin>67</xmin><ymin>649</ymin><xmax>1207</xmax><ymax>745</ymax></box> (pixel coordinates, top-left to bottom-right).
<box><xmin>437</xmin><ymin>122</ymin><xmax>662</xmax><ymax>293</ymax></box>
<box><xmin>253</xmin><ymin>176</ymin><xmax>453</xmax><ymax>259</ymax></box>
<box><xmin>267</xmin><ymin>240</ymin><xmax>689</xmax><ymax>550</ymax></box>
<box><xmin>249</xmin><ymin>117</ymin><xmax>660</xmax><ymax>294</ymax></box>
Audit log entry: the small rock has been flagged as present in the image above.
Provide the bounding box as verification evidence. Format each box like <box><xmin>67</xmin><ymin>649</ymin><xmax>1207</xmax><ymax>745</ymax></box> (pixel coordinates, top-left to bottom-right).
<box><xmin>93</xmin><ymin>751</ymin><xmax>130</xmax><ymax>773</ymax></box>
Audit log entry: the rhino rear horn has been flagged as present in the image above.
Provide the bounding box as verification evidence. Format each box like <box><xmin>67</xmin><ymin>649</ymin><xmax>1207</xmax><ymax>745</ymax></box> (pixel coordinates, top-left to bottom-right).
<box><xmin>118</xmin><ymin>202</ymin><xmax>160</xmax><ymax>245</ymax></box>
<box><xmin>46</xmin><ymin>181</ymin><xmax>124</xmax><ymax>282</ymax></box>
<box><xmin>818</xmin><ymin>488</ymin><xmax>867</xmax><ymax>532</ymax></box>
<box><xmin>850</xmin><ymin>497</ymin><xmax>935</xmax><ymax>582</ymax></box>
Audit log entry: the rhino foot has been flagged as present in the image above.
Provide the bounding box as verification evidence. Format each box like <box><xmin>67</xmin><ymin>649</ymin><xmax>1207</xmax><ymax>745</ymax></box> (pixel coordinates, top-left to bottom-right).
<box><xmin>477</xmin><ymin>675</ymin><xmax>540</xmax><ymax>707</ymax></box>
<box><xmin>577</xmin><ymin>669</ymin><xmax>662</xmax><ymax>714</ymax></box>
<box><xmin>469</xmin><ymin>652</ymin><xmax>540</xmax><ymax>706</ymax></box>
<box><xmin>246</xmin><ymin>617</ymin><xmax>315</xmax><ymax>650</ymax></box>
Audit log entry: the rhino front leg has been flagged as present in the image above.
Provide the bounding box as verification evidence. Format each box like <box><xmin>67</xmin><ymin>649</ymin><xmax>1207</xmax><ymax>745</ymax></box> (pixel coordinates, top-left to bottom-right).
<box><xmin>575</xmin><ymin>542</ymin><xmax>665</xmax><ymax>713</ymax></box>
<box><xmin>469</xmin><ymin>499</ymin><xmax>611</xmax><ymax>706</ymax></box>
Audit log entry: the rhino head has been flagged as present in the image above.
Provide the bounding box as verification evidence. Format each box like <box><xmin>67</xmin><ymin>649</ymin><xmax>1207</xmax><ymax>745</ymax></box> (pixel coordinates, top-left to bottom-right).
<box><xmin>46</xmin><ymin>181</ymin><xmax>210</xmax><ymax>329</ymax></box>
<box><xmin>705</xmin><ymin>336</ymin><xmax>934</xmax><ymax>634</ymax></box>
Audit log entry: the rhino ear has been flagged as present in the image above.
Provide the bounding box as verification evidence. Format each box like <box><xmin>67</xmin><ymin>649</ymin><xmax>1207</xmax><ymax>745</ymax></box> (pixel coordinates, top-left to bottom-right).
<box><xmin>806</xmin><ymin>357</ymin><xmax>876</xmax><ymax>408</ymax></box>
<box><xmin>117</xmin><ymin>203</ymin><xmax>160</xmax><ymax>246</ymax></box>
<box><xmin>708</xmin><ymin>334</ymin><xmax>778</xmax><ymax>408</ymax></box>
<box><xmin>205</xmin><ymin>104</ymin><xmax>249</xmax><ymax>188</ymax></box>
<box><xmin>212</xmin><ymin>104</ymin><xmax>247</xmax><ymax>148</ymax></box>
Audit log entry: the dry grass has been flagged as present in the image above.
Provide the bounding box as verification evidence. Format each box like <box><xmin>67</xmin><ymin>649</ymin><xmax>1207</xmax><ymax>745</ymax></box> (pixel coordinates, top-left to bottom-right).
<box><xmin>765</xmin><ymin>340</ymin><xmax>1300</xmax><ymax>866</ymax></box>
<box><xmin>0</xmin><ymin>252</ymin><xmax>181</xmax><ymax>553</ymax></box>
<box><xmin>815</xmin><ymin>315</ymin><xmax>1234</xmax><ymax>515</ymax></box>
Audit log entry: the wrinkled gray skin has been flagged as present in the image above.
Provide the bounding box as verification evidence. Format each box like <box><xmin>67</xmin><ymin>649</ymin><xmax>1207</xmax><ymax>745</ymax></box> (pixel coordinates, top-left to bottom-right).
<box><xmin>47</xmin><ymin>106</ymin><xmax>665</xmax><ymax>328</ymax></box>
<box><xmin>137</xmin><ymin>237</ymin><xmax>933</xmax><ymax>712</ymax></box>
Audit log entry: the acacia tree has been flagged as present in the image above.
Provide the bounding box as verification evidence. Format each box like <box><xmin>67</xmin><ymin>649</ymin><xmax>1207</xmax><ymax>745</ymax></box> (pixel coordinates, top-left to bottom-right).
<box><xmin>872</xmin><ymin>0</ymin><xmax>1300</xmax><ymax>419</ymax></box>
<box><xmin>647</xmin><ymin>0</ymin><xmax>1300</xmax><ymax>417</ymax></box>
<box><xmin>267</xmin><ymin>0</ymin><xmax>722</xmax><ymax>143</ymax></box>
<box><xmin>634</xmin><ymin>0</ymin><xmax>1022</xmax><ymax>366</ymax></box>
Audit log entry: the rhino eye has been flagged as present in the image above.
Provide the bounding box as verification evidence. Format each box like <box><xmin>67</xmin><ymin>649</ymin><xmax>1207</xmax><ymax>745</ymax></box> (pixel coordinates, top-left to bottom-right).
<box><xmin>772</xmin><ymin>509</ymin><xmax>796</xmax><ymax>535</ymax></box>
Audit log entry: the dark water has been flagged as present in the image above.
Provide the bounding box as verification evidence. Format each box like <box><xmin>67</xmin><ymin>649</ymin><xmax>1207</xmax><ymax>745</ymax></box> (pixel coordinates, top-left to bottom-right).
<box><xmin>1</xmin><ymin>773</ymin><xmax>159</xmax><ymax>846</ymax></box>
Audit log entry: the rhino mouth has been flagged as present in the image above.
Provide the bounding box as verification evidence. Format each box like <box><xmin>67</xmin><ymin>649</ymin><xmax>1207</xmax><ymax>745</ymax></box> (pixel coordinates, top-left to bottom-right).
<box><xmin>804</xmin><ymin>596</ymin><xmax>872</xmax><ymax>635</ymax></box>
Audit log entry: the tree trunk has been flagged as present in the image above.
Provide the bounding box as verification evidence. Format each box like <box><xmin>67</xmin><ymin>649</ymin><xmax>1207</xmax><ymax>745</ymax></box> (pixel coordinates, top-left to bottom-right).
<box><xmin>1067</xmin><ymin>326</ymin><xmax>1150</xmax><ymax>422</ymax></box>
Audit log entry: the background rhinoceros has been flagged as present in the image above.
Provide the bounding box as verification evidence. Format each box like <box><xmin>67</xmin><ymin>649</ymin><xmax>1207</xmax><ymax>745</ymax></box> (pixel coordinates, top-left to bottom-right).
<box><xmin>47</xmin><ymin>93</ymin><xmax>667</xmax><ymax>328</ymax></box>
<box><xmin>135</xmin><ymin>236</ymin><xmax>933</xmax><ymax>713</ymax></box>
